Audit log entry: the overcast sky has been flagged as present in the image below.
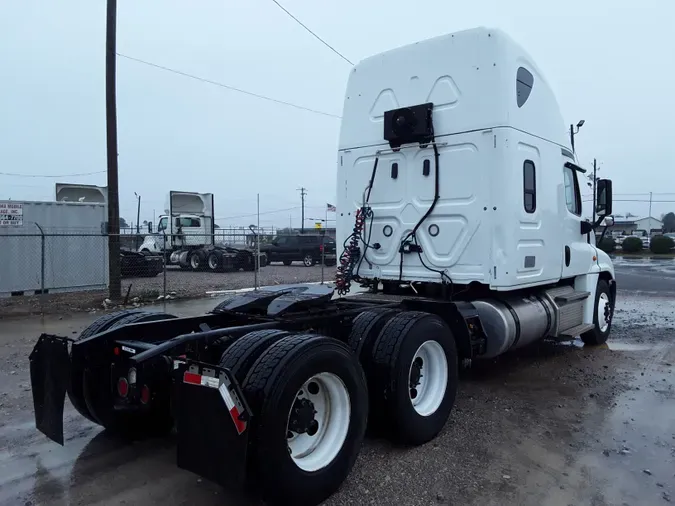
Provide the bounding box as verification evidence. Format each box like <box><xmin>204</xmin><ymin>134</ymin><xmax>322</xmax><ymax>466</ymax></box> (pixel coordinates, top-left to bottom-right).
<box><xmin>1</xmin><ymin>0</ymin><xmax>674</xmax><ymax>228</ymax></box>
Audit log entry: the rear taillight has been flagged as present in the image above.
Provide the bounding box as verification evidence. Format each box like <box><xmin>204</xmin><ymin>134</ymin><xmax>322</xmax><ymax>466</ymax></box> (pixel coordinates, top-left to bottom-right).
<box><xmin>320</xmin><ymin>244</ymin><xmax>324</xmax><ymax>252</ymax></box>
<box><xmin>117</xmin><ymin>377</ymin><xmax>129</xmax><ymax>398</ymax></box>
<box><xmin>140</xmin><ymin>385</ymin><xmax>150</xmax><ymax>404</ymax></box>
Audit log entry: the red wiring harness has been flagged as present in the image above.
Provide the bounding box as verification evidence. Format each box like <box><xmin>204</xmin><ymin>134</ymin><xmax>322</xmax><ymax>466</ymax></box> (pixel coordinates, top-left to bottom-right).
<box><xmin>335</xmin><ymin>207</ymin><xmax>367</xmax><ymax>296</ymax></box>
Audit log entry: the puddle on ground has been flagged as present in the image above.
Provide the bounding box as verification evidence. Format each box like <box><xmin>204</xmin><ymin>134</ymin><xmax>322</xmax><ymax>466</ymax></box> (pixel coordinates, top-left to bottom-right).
<box><xmin>605</xmin><ymin>341</ymin><xmax>653</xmax><ymax>351</ymax></box>
<box><xmin>561</xmin><ymin>338</ymin><xmax>653</xmax><ymax>352</ymax></box>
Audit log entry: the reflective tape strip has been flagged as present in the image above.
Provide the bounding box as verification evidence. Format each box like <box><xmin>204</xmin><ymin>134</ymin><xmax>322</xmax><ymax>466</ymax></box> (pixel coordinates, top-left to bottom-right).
<box><xmin>219</xmin><ymin>383</ymin><xmax>246</xmax><ymax>435</ymax></box>
<box><xmin>183</xmin><ymin>371</ymin><xmax>219</xmax><ymax>389</ymax></box>
<box><xmin>183</xmin><ymin>371</ymin><xmax>201</xmax><ymax>385</ymax></box>
<box><xmin>201</xmin><ymin>376</ymin><xmax>219</xmax><ymax>389</ymax></box>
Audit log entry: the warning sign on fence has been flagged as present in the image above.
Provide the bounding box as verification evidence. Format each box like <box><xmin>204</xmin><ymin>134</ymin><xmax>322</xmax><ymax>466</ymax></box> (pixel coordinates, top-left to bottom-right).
<box><xmin>0</xmin><ymin>202</ymin><xmax>23</xmax><ymax>226</ymax></box>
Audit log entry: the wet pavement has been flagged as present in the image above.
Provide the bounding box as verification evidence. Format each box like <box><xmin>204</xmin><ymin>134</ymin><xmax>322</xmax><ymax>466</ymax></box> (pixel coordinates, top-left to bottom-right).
<box><xmin>0</xmin><ymin>261</ymin><xmax>673</xmax><ymax>506</ymax></box>
<box><xmin>613</xmin><ymin>256</ymin><xmax>675</xmax><ymax>296</ymax></box>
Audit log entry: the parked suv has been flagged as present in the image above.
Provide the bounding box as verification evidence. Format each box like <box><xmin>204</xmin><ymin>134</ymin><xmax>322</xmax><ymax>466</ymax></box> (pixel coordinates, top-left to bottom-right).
<box><xmin>261</xmin><ymin>234</ymin><xmax>337</xmax><ymax>267</ymax></box>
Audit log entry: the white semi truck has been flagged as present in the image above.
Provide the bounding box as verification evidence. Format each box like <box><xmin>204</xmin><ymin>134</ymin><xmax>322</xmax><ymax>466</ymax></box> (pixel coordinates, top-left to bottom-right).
<box><xmin>138</xmin><ymin>191</ymin><xmax>264</xmax><ymax>271</ymax></box>
<box><xmin>28</xmin><ymin>27</ymin><xmax>615</xmax><ymax>506</ymax></box>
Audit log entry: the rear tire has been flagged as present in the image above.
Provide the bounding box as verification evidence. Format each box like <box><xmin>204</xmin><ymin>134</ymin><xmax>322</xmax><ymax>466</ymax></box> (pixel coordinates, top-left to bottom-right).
<box><xmin>218</xmin><ymin>329</ymin><xmax>290</xmax><ymax>383</ymax></box>
<box><xmin>189</xmin><ymin>250</ymin><xmax>205</xmax><ymax>271</ymax></box>
<box><xmin>80</xmin><ymin>312</ymin><xmax>178</xmax><ymax>438</ymax></box>
<box><xmin>370</xmin><ymin>311</ymin><xmax>458</xmax><ymax>445</ymax></box>
<box><xmin>303</xmin><ymin>254</ymin><xmax>315</xmax><ymax>267</ymax></box>
<box><xmin>207</xmin><ymin>251</ymin><xmax>222</xmax><ymax>272</ymax></box>
<box><xmin>347</xmin><ymin>308</ymin><xmax>399</xmax><ymax>360</ymax></box>
<box><xmin>283</xmin><ymin>260</ymin><xmax>293</xmax><ymax>266</ymax></box>
<box><xmin>241</xmin><ymin>334</ymin><xmax>368</xmax><ymax>505</ymax></box>
<box><xmin>581</xmin><ymin>279</ymin><xmax>613</xmax><ymax>346</ymax></box>
<box><xmin>69</xmin><ymin>310</ymin><xmax>147</xmax><ymax>423</ymax></box>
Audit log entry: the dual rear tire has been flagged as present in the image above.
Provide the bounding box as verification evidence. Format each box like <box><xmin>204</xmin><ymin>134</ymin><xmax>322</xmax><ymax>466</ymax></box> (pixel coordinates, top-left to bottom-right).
<box><xmin>69</xmin><ymin>310</ymin><xmax>178</xmax><ymax>437</ymax></box>
<box><xmin>219</xmin><ymin>332</ymin><xmax>367</xmax><ymax>505</ymax></box>
<box><xmin>348</xmin><ymin>310</ymin><xmax>458</xmax><ymax>444</ymax></box>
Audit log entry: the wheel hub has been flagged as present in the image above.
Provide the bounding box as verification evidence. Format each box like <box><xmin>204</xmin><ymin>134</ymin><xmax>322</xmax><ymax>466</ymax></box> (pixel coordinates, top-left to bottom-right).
<box><xmin>288</xmin><ymin>398</ymin><xmax>317</xmax><ymax>434</ymax></box>
<box><xmin>408</xmin><ymin>340</ymin><xmax>448</xmax><ymax>416</ymax></box>
<box><xmin>409</xmin><ymin>357</ymin><xmax>424</xmax><ymax>398</ymax></box>
<box><xmin>284</xmin><ymin>372</ymin><xmax>351</xmax><ymax>472</ymax></box>
<box><xmin>597</xmin><ymin>293</ymin><xmax>612</xmax><ymax>332</ymax></box>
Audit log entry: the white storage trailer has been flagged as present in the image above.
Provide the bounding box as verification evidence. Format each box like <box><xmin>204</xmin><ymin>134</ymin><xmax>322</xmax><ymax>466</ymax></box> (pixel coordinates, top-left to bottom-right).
<box><xmin>0</xmin><ymin>200</ymin><xmax>108</xmax><ymax>296</ymax></box>
<box><xmin>28</xmin><ymin>27</ymin><xmax>616</xmax><ymax>506</ymax></box>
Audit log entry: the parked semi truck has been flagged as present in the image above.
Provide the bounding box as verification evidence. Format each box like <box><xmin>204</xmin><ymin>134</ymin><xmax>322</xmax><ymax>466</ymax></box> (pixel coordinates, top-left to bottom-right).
<box><xmin>138</xmin><ymin>191</ymin><xmax>264</xmax><ymax>272</ymax></box>
<box><xmin>29</xmin><ymin>27</ymin><xmax>615</xmax><ymax>506</ymax></box>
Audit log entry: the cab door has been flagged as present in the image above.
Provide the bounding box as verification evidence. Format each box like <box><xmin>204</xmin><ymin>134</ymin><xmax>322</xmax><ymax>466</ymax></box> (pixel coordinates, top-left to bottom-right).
<box><xmin>560</xmin><ymin>161</ymin><xmax>596</xmax><ymax>279</ymax></box>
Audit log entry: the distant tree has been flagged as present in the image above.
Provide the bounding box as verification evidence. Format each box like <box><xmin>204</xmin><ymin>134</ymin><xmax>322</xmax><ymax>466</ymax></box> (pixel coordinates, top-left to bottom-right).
<box><xmin>662</xmin><ymin>212</ymin><xmax>675</xmax><ymax>233</ymax></box>
<box><xmin>119</xmin><ymin>217</ymin><xmax>129</xmax><ymax>228</ymax></box>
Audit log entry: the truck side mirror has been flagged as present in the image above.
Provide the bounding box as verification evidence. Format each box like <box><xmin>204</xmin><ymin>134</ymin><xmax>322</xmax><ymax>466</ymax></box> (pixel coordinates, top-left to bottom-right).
<box><xmin>148</xmin><ymin>222</ymin><xmax>153</xmax><ymax>233</ymax></box>
<box><xmin>596</xmin><ymin>179</ymin><xmax>613</xmax><ymax>217</ymax></box>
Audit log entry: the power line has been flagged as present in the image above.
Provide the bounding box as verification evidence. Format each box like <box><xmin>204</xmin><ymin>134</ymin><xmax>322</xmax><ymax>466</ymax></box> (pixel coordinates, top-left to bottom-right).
<box><xmin>269</xmin><ymin>0</ymin><xmax>353</xmax><ymax>65</ymax></box>
<box><xmin>0</xmin><ymin>170</ymin><xmax>105</xmax><ymax>178</ymax></box>
<box><xmin>116</xmin><ymin>53</ymin><xmax>341</xmax><ymax>119</ymax></box>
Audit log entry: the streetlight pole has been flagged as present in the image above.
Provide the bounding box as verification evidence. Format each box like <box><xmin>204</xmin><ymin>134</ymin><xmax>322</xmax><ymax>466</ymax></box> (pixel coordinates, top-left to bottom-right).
<box><xmin>569</xmin><ymin>120</ymin><xmax>585</xmax><ymax>153</ymax></box>
<box><xmin>134</xmin><ymin>192</ymin><xmax>141</xmax><ymax>234</ymax></box>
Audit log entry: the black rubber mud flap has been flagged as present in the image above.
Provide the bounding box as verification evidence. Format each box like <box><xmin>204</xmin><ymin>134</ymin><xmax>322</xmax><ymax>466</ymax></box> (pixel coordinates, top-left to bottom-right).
<box><xmin>176</xmin><ymin>361</ymin><xmax>252</xmax><ymax>489</ymax></box>
<box><xmin>28</xmin><ymin>334</ymin><xmax>71</xmax><ymax>445</ymax></box>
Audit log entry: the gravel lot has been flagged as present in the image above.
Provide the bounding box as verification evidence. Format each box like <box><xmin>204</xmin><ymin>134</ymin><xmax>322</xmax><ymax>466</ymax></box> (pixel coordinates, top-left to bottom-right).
<box><xmin>0</xmin><ymin>263</ymin><xmax>328</xmax><ymax>318</ymax></box>
<box><xmin>0</xmin><ymin>286</ymin><xmax>673</xmax><ymax>506</ymax></box>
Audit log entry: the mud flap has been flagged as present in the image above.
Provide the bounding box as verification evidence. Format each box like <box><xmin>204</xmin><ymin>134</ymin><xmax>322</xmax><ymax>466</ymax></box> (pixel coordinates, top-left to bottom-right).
<box><xmin>28</xmin><ymin>334</ymin><xmax>71</xmax><ymax>445</ymax></box>
<box><xmin>176</xmin><ymin>361</ymin><xmax>252</xmax><ymax>488</ymax></box>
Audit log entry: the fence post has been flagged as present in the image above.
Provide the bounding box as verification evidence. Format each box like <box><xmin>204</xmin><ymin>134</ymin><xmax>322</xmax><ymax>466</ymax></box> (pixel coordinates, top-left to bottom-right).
<box><xmin>163</xmin><ymin>234</ymin><xmax>167</xmax><ymax>299</ymax></box>
<box><xmin>248</xmin><ymin>225</ymin><xmax>258</xmax><ymax>291</ymax></box>
<box><xmin>34</xmin><ymin>223</ymin><xmax>45</xmax><ymax>296</ymax></box>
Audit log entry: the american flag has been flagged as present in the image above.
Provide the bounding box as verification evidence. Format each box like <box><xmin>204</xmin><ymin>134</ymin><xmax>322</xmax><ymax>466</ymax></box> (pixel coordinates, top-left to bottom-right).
<box><xmin>327</xmin><ymin>203</ymin><xmax>336</xmax><ymax>212</ymax></box>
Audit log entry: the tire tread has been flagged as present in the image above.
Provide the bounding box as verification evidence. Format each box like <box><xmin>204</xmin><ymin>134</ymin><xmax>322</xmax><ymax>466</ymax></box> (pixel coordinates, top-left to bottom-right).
<box><xmin>218</xmin><ymin>329</ymin><xmax>290</xmax><ymax>383</ymax></box>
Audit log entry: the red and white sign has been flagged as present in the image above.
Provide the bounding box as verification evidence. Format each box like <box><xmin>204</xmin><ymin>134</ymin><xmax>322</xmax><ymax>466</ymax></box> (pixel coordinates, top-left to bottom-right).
<box><xmin>0</xmin><ymin>202</ymin><xmax>23</xmax><ymax>227</ymax></box>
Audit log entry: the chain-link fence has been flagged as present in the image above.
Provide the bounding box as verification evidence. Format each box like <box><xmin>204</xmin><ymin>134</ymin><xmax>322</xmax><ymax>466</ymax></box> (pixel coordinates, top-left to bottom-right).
<box><xmin>0</xmin><ymin>229</ymin><xmax>337</xmax><ymax>314</ymax></box>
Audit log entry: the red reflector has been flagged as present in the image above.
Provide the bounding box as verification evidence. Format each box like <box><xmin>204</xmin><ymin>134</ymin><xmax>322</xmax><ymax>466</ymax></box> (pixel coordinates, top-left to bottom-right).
<box><xmin>229</xmin><ymin>406</ymin><xmax>246</xmax><ymax>435</ymax></box>
<box><xmin>117</xmin><ymin>377</ymin><xmax>129</xmax><ymax>397</ymax></box>
<box><xmin>183</xmin><ymin>371</ymin><xmax>201</xmax><ymax>385</ymax></box>
<box><xmin>113</xmin><ymin>347</ymin><xmax>120</xmax><ymax>356</ymax></box>
<box><xmin>140</xmin><ymin>385</ymin><xmax>150</xmax><ymax>404</ymax></box>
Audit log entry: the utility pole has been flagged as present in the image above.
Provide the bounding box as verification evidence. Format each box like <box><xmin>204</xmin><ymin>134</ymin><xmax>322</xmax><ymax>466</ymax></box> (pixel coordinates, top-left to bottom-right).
<box><xmin>297</xmin><ymin>187</ymin><xmax>307</xmax><ymax>233</ymax></box>
<box><xmin>649</xmin><ymin>191</ymin><xmax>653</xmax><ymax>220</ymax></box>
<box><xmin>106</xmin><ymin>0</ymin><xmax>121</xmax><ymax>299</ymax></box>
